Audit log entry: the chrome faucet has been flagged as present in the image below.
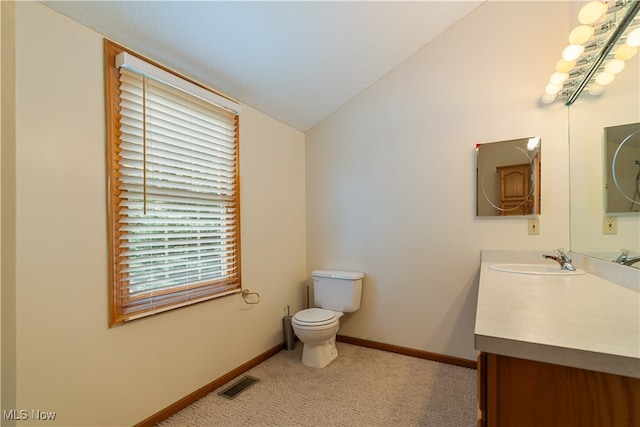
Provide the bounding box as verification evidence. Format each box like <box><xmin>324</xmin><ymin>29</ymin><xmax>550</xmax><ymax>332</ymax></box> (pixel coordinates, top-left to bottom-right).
<box><xmin>543</xmin><ymin>249</ymin><xmax>576</xmax><ymax>271</ymax></box>
<box><xmin>615</xmin><ymin>250</ymin><xmax>640</xmax><ymax>267</ymax></box>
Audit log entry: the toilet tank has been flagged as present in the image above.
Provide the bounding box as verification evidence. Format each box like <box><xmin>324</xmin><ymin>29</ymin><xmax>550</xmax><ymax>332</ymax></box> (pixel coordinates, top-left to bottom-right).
<box><xmin>312</xmin><ymin>270</ymin><xmax>364</xmax><ymax>312</ymax></box>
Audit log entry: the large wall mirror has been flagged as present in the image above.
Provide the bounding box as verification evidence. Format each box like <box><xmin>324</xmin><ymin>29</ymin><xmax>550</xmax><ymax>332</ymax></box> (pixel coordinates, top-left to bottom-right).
<box><xmin>476</xmin><ymin>137</ymin><xmax>541</xmax><ymax>217</ymax></box>
<box><xmin>569</xmin><ymin>10</ymin><xmax>640</xmax><ymax>264</ymax></box>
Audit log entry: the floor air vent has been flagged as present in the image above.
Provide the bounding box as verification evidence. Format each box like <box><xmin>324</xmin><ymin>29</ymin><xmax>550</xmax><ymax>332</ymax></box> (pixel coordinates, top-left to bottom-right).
<box><xmin>218</xmin><ymin>376</ymin><xmax>260</xmax><ymax>400</ymax></box>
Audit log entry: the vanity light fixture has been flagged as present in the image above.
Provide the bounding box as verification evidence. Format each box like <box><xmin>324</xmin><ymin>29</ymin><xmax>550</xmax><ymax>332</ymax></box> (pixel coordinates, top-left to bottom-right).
<box><xmin>569</xmin><ymin>25</ymin><xmax>596</xmax><ymax>44</ymax></box>
<box><xmin>578</xmin><ymin>0</ymin><xmax>608</xmax><ymax>24</ymax></box>
<box><xmin>541</xmin><ymin>0</ymin><xmax>640</xmax><ymax>105</ymax></box>
<box><xmin>527</xmin><ymin>136</ymin><xmax>541</xmax><ymax>151</ymax></box>
<box><xmin>604</xmin><ymin>58</ymin><xmax>626</xmax><ymax>73</ymax></box>
<box><xmin>628</xmin><ymin>26</ymin><xmax>640</xmax><ymax>44</ymax></box>
<box><xmin>562</xmin><ymin>44</ymin><xmax>586</xmax><ymax>61</ymax></box>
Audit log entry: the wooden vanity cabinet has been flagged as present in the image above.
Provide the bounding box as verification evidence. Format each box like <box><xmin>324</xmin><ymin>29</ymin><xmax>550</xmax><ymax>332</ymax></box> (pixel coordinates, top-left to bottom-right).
<box><xmin>477</xmin><ymin>352</ymin><xmax>640</xmax><ymax>427</ymax></box>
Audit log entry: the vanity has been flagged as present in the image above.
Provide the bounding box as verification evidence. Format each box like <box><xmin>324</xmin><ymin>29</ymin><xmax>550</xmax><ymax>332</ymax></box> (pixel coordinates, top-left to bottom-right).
<box><xmin>473</xmin><ymin>2</ymin><xmax>639</xmax><ymax>425</ymax></box>
<box><xmin>475</xmin><ymin>250</ymin><xmax>640</xmax><ymax>427</ymax></box>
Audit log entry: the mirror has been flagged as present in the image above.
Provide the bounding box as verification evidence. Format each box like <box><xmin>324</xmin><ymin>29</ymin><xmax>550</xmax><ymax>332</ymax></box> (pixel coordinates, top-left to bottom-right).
<box><xmin>476</xmin><ymin>137</ymin><xmax>541</xmax><ymax>216</ymax></box>
<box><xmin>605</xmin><ymin>122</ymin><xmax>640</xmax><ymax>213</ymax></box>
<box><xmin>568</xmin><ymin>34</ymin><xmax>639</xmax><ymax>263</ymax></box>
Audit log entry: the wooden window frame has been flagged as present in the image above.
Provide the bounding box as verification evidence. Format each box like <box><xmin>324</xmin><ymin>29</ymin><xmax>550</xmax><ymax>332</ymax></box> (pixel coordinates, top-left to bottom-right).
<box><xmin>104</xmin><ymin>40</ymin><xmax>241</xmax><ymax>327</ymax></box>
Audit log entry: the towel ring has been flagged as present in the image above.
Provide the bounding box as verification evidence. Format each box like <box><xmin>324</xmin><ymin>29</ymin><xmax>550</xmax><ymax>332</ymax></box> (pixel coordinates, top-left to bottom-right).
<box><xmin>241</xmin><ymin>289</ymin><xmax>260</xmax><ymax>304</ymax></box>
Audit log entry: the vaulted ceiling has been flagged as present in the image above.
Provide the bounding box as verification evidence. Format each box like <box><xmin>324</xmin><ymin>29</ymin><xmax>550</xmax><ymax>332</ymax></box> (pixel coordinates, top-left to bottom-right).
<box><xmin>43</xmin><ymin>1</ymin><xmax>484</xmax><ymax>131</ymax></box>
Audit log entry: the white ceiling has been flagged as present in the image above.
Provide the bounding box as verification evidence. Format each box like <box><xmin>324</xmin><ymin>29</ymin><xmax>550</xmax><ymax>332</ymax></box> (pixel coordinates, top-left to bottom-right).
<box><xmin>42</xmin><ymin>1</ymin><xmax>484</xmax><ymax>131</ymax></box>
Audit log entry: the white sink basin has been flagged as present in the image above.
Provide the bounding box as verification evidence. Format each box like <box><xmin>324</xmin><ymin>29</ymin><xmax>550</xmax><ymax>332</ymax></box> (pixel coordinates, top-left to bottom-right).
<box><xmin>489</xmin><ymin>263</ymin><xmax>585</xmax><ymax>276</ymax></box>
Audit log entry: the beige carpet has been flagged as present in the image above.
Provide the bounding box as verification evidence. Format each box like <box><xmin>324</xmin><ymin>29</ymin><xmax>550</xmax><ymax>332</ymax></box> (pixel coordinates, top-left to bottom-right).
<box><xmin>159</xmin><ymin>342</ymin><xmax>478</xmax><ymax>427</ymax></box>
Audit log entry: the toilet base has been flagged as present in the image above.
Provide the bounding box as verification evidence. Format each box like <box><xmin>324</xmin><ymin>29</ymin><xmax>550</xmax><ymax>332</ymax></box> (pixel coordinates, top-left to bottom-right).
<box><xmin>301</xmin><ymin>336</ymin><xmax>338</xmax><ymax>368</ymax></box>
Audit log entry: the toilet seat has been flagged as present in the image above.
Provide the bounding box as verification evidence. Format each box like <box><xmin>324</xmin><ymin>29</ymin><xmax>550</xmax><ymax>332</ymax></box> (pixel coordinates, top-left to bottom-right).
<box><xmin>292</xmin><ymin>308</ymin><xmax>337</xmax><ymax>327</ymax></box>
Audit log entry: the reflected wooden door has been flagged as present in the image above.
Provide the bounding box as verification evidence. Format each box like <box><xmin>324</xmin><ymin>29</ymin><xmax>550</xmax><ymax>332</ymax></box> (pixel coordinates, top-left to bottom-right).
<box><xmin>497</xmin><ymin>163</ymin><xmax>531</xmax><ymax>215</ymax></box>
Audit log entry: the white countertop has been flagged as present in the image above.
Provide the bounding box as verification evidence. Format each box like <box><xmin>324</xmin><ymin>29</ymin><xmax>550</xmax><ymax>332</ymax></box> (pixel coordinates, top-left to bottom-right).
<box><xmin>475</xmin><ymin>251</ymin><xmax>640</xmax><ymax>378</ymax></box>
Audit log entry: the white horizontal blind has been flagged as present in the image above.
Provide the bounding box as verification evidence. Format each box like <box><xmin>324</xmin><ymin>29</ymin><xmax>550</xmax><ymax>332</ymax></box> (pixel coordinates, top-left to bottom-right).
<box><xmin>114</xmin><ymin>66</ymin><xmax>240</xmax><ymax>322</ymax></box>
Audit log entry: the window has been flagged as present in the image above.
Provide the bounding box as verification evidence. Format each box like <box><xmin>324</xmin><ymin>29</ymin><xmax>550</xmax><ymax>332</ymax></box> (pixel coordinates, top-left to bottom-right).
<box><xmin>104</xmin><ymin>40</ymin><xmax>241</xmax><ymax>326</ymax></box>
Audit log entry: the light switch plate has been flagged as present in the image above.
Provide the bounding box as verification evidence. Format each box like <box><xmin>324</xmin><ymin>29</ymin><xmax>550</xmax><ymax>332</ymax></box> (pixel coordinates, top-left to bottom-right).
<box><xmin>603</xmin><ymin>216</ymin><xmax>617</xmax><ymax>234</ymax></box>
<box><xmin>528</xmin><ymin>218</ymin><xmax>540</xmax><ymax>235</ymax></box>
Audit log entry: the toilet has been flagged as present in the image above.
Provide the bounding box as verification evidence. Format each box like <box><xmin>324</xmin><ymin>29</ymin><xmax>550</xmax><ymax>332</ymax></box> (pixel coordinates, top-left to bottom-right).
<box><xmin>292</xmin><ymin>270</ymin><xmax>364</xmax><ymax>368</ymax></box>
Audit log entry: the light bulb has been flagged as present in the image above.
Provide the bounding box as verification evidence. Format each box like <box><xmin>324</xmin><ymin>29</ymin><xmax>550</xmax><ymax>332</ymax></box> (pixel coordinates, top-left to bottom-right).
<box><xmin>595</xmin><ymin>72</ymin><xmax>615</xmax><ymax>86</ymax></box>
<box><xmin>562</xmin><ymin>44</ymin><xmax>585</xmax><ymax>62</ymax></box>
<box><xmin>615</xmin><ymin>43</ymin><xmax>638</xmax><ymax>60</ymax></box>
<box><xmin>578</xmin><ymin>1</ymin><xmax>607</xmax><ymax>25</ymax></box>
<box><xmin>588</xmin><ymin>84</ymin><xmax>604</xmax><ymax>96</ymax></box>
<box><xmin>604</xmin><ymin>59</ymin><xmax>625</xmax><ymax>75</ymax></box>
<box><xmin>627</xmin><ymin>28</ymin><xmax>640</xmax><ymax>47</ymax></box>
<box><xmin>549</xmin><ymin>72</ymin><xmax>569</xmax><ymax>85</ymax></box>
<box><xmin>545</xmin><ymin>83</ymin><xmax>563</xmax><ymax>95</ymax></box>
<box><xmin>569</xmin><ymin>25</ymin><xmax>595</xmax><ymax>45</ymax></box>
<box><xmin>556</xmin><ymin>59</ymin><xmax>577</xmax><ymax>73</ymax></box>
<box><xmin>541</xmin><ymin>93</ymin><xmax>557</xmax><ymax>104</ymax></box>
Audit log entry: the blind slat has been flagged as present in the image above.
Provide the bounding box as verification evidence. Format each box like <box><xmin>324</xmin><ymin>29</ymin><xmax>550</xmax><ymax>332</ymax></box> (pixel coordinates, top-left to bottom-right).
<box><xmin>118</xmin><ymin>184</ymin><xmax>236</xmax><ymax>203</ymax></box>
<box><xmin>119</xmin><ymin>236</ymin><xmax>236</xmax><ymax>248</ymax></box>
<box><xmin>120</xmin><ymin>247</ymin><xmax>237</xmax><ymax>259</ymax></box>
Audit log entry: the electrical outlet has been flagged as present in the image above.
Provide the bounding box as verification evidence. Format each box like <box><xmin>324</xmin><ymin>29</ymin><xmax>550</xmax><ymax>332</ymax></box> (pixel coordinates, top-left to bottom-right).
<box><xmin>528</xmin><ymin>218</ymin><xmax>540</xmax><ymax>235</ymax></box>
<box><xmin>603</xmin><ymin>216</ymin><xmax>617</xmax><ymax>235</ymax></box>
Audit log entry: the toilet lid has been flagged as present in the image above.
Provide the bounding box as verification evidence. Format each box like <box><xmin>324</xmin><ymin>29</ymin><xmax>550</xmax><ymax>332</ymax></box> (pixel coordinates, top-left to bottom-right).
<box><xmin>293</xmin><ymin>308</ymin><xmax>336</xmax><ymax>325</ymax></box>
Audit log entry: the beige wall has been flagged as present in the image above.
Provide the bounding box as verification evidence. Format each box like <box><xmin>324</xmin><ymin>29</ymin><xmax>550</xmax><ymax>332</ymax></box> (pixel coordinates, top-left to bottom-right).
<box><xmin>11</xmin><ymin>3</ymin><xmax>306</xmax><ymax>425</ymax></box>
<box><xmin>305</xmin><ymin>1</ymin><xmax>571</xmax><ymax>361</ymax></box>
<box><xmin>2</xmin><ymin>1</ymin><xmax>18</xmax><ymax>423</ymax></box>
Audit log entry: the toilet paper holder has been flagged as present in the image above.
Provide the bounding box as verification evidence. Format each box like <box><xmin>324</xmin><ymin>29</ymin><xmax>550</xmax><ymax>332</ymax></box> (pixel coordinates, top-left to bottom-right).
<box><xmin>241</xmin><ymin>289</ymin><xmax>260</xmax><ymax>304</ymax></box>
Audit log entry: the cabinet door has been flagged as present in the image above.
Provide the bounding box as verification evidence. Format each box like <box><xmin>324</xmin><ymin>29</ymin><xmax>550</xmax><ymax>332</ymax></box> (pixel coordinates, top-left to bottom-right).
<box><xmin>484</xmin><ymin>353</ymin><xmax>640</xmax><ymax>427</ymax></box>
